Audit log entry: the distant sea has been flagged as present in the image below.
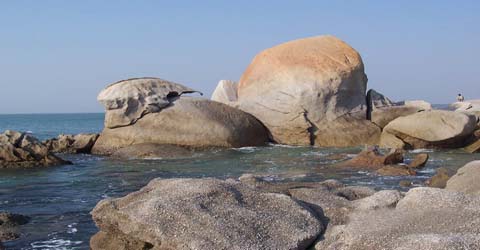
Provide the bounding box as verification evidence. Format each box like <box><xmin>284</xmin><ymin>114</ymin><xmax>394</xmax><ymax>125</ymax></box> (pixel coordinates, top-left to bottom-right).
<box><xmin>0</xmin><ymin>112</ymin><xmax>477</xmax><ymax>249</ymax></box>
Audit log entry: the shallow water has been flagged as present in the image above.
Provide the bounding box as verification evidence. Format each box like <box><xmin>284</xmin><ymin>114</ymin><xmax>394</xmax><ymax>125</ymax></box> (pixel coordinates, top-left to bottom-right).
<box><xmin>0</xmin><ymin>113</ymin><xmax>478</xmax><ymax>249</ymax></box>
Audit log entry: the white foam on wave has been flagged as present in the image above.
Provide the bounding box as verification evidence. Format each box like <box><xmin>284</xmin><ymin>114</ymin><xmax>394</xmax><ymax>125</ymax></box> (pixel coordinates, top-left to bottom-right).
<box><xmin>411</xmin><ymin>148</ymin><xmax>434</xmax><ymax>153</ymax></box>
<box><xmin>30</xmin><ymin>238</ymin><xmax>82</xmax><ymax>249</ymax></box>
<box><xmin>269</xmin><ymin>143</ymin><xmax>302</xmax><ymax>148</ymax></box>
<box><xmin>301</xmin><ymin>151</ymin><xmax>329</xmax><ymax>157</ymax></box>
<box><xmin>67</xmin><ymin>223</ymin><xmax>78</xmax><ymax>234</ymax></box>
<box><xmin>232</xmin><ymin>147</ymin><xmax>258</xmax><ymax>153</ymax></box>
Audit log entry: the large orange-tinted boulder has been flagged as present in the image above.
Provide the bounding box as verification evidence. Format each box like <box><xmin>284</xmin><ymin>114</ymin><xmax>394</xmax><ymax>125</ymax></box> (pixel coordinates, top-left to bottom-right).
<box><xmin>237</xmin><ymin>35</ymin><xmax>380</xmax><ymax>146</ymax></box>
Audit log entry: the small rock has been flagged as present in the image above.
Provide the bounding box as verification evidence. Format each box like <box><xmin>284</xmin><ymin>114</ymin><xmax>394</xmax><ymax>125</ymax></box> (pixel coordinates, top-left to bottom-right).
<box><xmin>338</xmin><ymin>147</ymin><xmax>404</xmax><ymax>169</ymax></box>
<box><xmin>0</xmin><ymin>212</ymin><xmax>30</xmax><ymax>242</ymax></box>
<box><xmin>399</xmin><ymin>180</ymin><xmax>412</xmax><ymax>187</ymax></box>
<box><xmin>407</xmin><ymin>153</ymin><xmax>429</xmax><ymax>168</ymax></box>
<box><xmin>376</xmin><ymin>165</ymin><xmax>416</xmax><ymax>176</ymax></box>
<box><xmin>426</xmin><ymin>167</ymin><xmax>454</xmax><ymax>188</ymax></box>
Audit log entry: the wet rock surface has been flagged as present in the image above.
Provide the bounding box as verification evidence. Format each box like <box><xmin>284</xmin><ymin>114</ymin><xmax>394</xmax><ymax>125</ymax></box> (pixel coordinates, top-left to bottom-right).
<box><xmin>0</xmin><ymin>212</ymin><xmax>30</xmax><ymax>242</ymax></box>
<box><xmin>0</xmin><ymin>130</ymin><xmax>70</xmax><ymax>168</ymax></box>
<box><xmin>44</xmin><ymin>133</ymin><xmax>99</xmax><ymax>154</ymax></box>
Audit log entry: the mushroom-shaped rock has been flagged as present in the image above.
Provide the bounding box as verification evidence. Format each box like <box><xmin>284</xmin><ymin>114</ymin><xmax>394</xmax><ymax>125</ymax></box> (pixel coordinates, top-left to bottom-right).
<box><xmin>98</xmin><ymin>77</ymin><xmax>201</xmax><ymax>128</ymax></box>
<box><xmin>90</xmin><ymin>178</ymin><xmax>322</xmax><ymax>250</ymax></box>
<box><xmin>237</xmin><ymin>35</ymin><xmax>380</xmax><ymax>146</ymax></box>
<box><xmin>380</xmin><ymin>110</ymin><xmax>477</xmax><ymax>149</ymax></box>
<box><xmin>92</xmin><ymin>97</ymin><xmax>269</xmax><ymax>154</ymax></box>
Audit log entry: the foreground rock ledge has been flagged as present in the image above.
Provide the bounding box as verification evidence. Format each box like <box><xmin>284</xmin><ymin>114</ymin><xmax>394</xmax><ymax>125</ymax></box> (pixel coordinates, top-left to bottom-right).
<box><xmin>91</xmin><ymin>178</ymin><xmax>322</xmax><ymax>250</ymax></box>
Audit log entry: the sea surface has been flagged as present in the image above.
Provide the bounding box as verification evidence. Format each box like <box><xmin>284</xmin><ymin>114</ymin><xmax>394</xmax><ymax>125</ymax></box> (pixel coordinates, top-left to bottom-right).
<box><xmin>0</xmin><ymin>113</ymin><xmax>479</xmax><ymax>250</ymax></box>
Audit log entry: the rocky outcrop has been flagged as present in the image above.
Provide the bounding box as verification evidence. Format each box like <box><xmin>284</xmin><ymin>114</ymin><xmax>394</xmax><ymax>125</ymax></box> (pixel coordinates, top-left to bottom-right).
<box><xmin>91</xmin><ymin>178</ymin><xmax>322</xmax><ymax>250</ymax></box>
<box><xmin>44</xmin><ymin>133</ymin><xmax>99</xmax><ymax>154</ymax></box>
<box><xmin>446</xmin><ymin>161</ymin><xmax>480</xmax><ymax>195</ymax></box>
<box><xmin>0</xmin><ymin>212</ymin><xmax>30</xmax><ymax>242</ymax></box>
<box><xmin>93</xmin><ymin>96</ymin><xmax>269</xmax><ymax>154</ymax></box>
<box><xmin>380</xmin><ymin>110</ymin><xmax>477</xmax><ymax>149</ymax></box>
<box><xmin>211</xmin><ymin>80</ymin><xmax>238</xmax><ymax>104</ymax></box>
<box><xmin>337</xmin><ymin>147</ymin><xmax>404</xmax><ymax>169</ymax></box>
<box><xmin>0</xmin><ymin>130</ymin><xmax>70</xmax><ymax>168</ymax></box>
<box><xmin>366</xmin><ymin>89</ymin><xmax>394</xmax><ymax>110</ymax></box>
<box><xmin>98</xmin><ymin>77</ymin><xmax>201</xmax><ymax>129</ymax></box>
<box><xmin>93</xmin><ymin>78</ymin><xmax>270</xmax><ymax>154</ymax></box>
<box><xmin>236</xmin><ymin>35</ymin><xmax>380</xmax><ymax>147</ymax></box>
<box><xmin>371</xmin><ymin>106</ymin><xmax>424</xmax><ymax>128</ymax></box>
<box><xmin>316</xmin><ymin>187</ymin><xmax>480</xmax><ymax>250</ymax></box>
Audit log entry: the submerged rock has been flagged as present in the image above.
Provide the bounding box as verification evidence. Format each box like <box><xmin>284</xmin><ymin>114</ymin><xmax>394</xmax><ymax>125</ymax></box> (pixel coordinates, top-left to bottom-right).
<box><xmin>426</xmin><ymin>167</ymin><xmax>454</xmax><ymax>188</ymax></box>
<box><xmin>0</xmin><ymin>212</ymin><xmax>30</xmax><ymax>242</ymax></box>
<box><xmin>93</xmin><ymin>94</ymin><xmax>269</xmax><ymax>154</ymax></box>
<box><xmin>236</xmin><ymin>35</ymin><xmax>380</xmax><ymax>147</ymax></box>
<box><xmin>446</xmin><ymin>160</ymin><xmax>480</xmax><ymax>195</ymax></box>
<box><xmin>44</xmin><ymin>133</ymin><xmax>99</xmax><ymax>154</ymax></box>
<box><xmin>337</xmin><ymin>148</ymin><xmax>404</xmax><ymax>169</ymax></box>
<box><xmin>380</xmin><ymin>110</ymin><xmax>477</xmax><ymax>149</ymax></box>
<box><xmin>407</xmin><ymin>153</ymin><xmax>429</xmax><ymax>168</ymax></box>
<box><xmin>91</xmin><ymin>178</ymin><xmax>322</xmax><ymax>250</ymax></box>
<box><xmin>110</xmin><ymin>143</ymin><xmax>196</xmax><ymax>159</ymax></box>
<box><xmin>376</xmin><ymin>165</ymin><xmax>416</xmax><ymax>176</ymax></box>
<box><xmin>0</xmin><ymin>130</ymin><xmax>70</xmax><ymax>168</ymax></box>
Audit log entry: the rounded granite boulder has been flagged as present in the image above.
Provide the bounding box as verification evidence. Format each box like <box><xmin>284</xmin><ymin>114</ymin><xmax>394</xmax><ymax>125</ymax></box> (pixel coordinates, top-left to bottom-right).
<box><xmin>236</xmin><ymin>35</ymin><xmax>380</xmax><ymax>146</ymax></box>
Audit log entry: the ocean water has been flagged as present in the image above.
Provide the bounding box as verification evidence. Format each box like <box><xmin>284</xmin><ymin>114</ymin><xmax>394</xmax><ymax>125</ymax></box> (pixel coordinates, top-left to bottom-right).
<box><xmin>0</xmin><ymin>113</ymin><xmax>479</xmax><ymax>249</ymax></box>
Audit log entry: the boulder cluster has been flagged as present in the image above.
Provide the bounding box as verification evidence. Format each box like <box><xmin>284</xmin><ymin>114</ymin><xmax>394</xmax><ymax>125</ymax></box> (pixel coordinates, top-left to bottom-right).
<box><xmin>91</xmin><ymin>160</ymin><xmax>480</xmax><ymax>250</ymax></box>
<box><xmin>0</xmin><ymin>130</ymin><xmax>70</xmax><ymax>168</ymax></box>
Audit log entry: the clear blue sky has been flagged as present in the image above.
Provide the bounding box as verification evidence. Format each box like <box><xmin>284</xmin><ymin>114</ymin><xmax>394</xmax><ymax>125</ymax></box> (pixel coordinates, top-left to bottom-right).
<box><xmin>0</xmin><ymin>1</ymin><xmax>478</xmax><ymax>113</ymax></box>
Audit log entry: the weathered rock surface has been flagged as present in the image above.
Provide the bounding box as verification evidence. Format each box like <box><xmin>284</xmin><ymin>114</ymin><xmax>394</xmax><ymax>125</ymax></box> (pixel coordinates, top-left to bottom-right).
<box><xmin>376</xmin><ymin>165</ymin><xmax>416</xmax><ymax>176</ymax></box>
<box><xmin>403</xmin><ymin>100</ymin><xmax>432</xmax><ymax>110</ymax></box>
<box><xmin>110</xmin><ymin>143</ymin><xmax>196</xmax><ymax>159</ymax></box>
<box><xmin>337</xmin><ymin>148</ymin><xmax>404</xmax><ymax>169</ymax></box>
<box><xmin>98</xmin><ymin>77</ymin><xmax>201</xmax><ymax>129</ymax></box>
<box><xmin>236</xmin><ymin>35</ymin><xmax>380</xmax><ymax>146</ymax></box>
<box><xmin>380</xmin><ymin>110</ymin><xmax>477</xmax><ymax>149</ymax></box>
<box><xmin>91</xmin><ymin>178</ymin><xmax>322</xmax><ymax>250</ymax></box>
<box><xmin>366</xmin><ymin>89</ymin><xmax>394</xmax><ymax>110</ymax></box>
<box><xmin>0</xmin><ymin>212</ymin><xmax>30</xmax><ymax>242</ymax></box>
<box><xmin>44</xmin><ymin>133</ymin><xmax>99</xmax><ymax>154</ymax></box>
<box><xmin>407</xmin><ymin>153</ymin><xmax>429</xmax><ymax>168</ymax></box>
<box><xmin>316</xmin><ymin>187</ymin><xmax>480</xmax><ymax>250</ymax></box>
<box><xmin>371</xmin><ymin>106</ymin><xmax>424</xmax><ymax>128</ymax></box>
<box><xmin>93</xmin><ymin>97</ymin><xmax>269</xmax><ymax>154</ymax></box>
<box><xmin>0</xmin><ymin>130</ymin><xmax>70</xmax><ymax>168</ymax></box>
<box><xmin>426</xmin><ymin>167</ymin><xmax>454</xmax><ymax>188</ymax></box>
<box><xmin>211</xmin><ymin>80</ymin><xmax>238</xmax><ymax>104</ymax></box>
<box><xmin>464</xmin><ymin>137</ymin><xmax>480</xmax><ymax>153</ymax></box>
<box><xmin>446</xmin><ymin>160</ymin><xmax>480</xmax><ymax>195</ymax></box>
